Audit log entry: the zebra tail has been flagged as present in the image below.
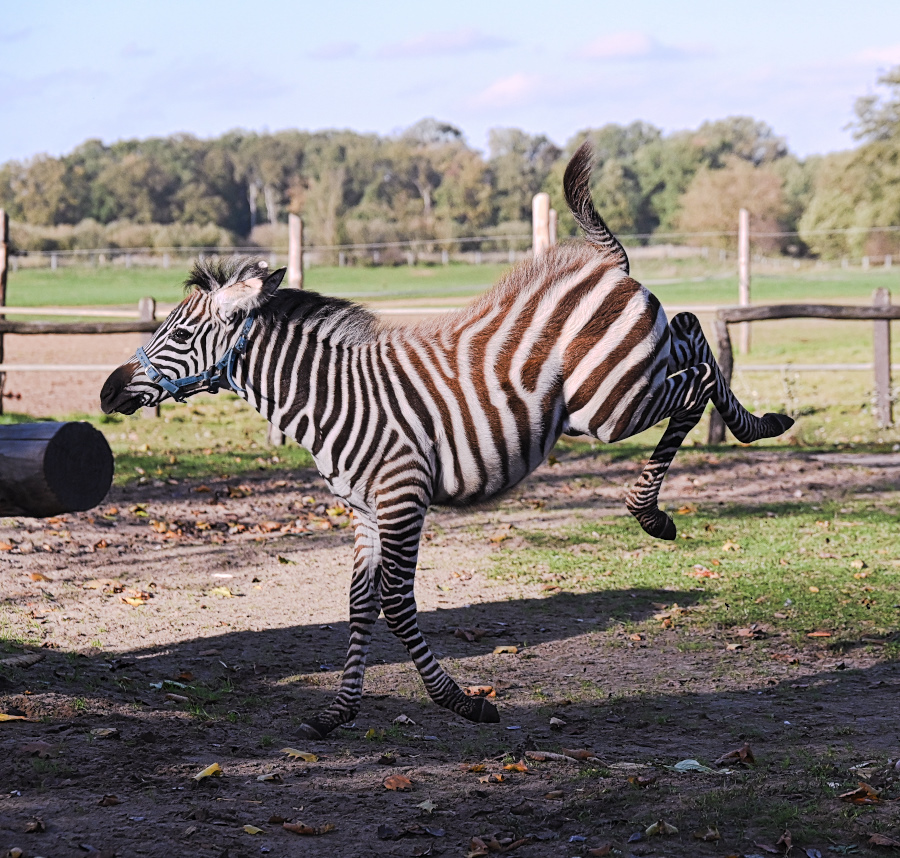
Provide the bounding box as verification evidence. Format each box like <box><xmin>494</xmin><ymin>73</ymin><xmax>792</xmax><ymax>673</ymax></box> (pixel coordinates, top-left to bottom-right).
<box><xmin>563</xmin><ymin>141</ymin><xmax>630</xmax><ymax>275</ymax></box>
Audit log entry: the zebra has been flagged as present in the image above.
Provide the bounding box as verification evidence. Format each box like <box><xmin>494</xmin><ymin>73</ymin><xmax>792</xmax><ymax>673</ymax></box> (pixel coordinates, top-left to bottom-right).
<box><xmin>100</xmin><ymin>142</ymin><xmax>793</xmax><ymax>737</ymax></box>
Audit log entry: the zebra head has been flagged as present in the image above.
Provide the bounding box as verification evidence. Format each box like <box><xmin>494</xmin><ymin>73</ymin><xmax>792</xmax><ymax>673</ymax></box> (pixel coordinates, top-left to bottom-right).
<box><xmin>100</xmin><ymin>258</ymin><xmax>286</xmax><ymax>415</ymax></box>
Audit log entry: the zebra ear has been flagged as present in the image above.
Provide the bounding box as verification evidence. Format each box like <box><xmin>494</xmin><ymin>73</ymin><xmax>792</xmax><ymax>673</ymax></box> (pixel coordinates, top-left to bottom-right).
<box><xmin>213</xmin><ymin>268</ymin><xmax>286</xmax><ymax>320</ymax></box>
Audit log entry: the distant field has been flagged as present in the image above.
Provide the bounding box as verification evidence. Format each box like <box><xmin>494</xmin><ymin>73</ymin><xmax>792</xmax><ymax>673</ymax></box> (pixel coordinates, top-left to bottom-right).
<box><xmin>6</xmin><ymin>258</ymin><xmax>899</xmax><ymax>308</ymax></box>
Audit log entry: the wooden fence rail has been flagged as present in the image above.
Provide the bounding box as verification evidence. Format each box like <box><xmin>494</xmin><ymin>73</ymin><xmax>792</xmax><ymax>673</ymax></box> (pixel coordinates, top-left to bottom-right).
<box><xmin>708</xmin><ymin>290</ymin><xmax>896</xmax><ymax>443</ymax></box>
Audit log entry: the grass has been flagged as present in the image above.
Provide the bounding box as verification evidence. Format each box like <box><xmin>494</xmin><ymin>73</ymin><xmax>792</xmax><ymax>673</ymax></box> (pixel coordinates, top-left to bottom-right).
<box><xmin>489</xmin><ymin>494</ymin><xmax>900</xmax><ymax>647</ymax></box>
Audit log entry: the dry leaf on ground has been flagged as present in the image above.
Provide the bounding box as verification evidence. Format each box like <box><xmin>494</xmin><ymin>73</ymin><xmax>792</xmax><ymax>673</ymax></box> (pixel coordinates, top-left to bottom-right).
<box><xmin>493</xmin><ymin>645</ymin><xmax>518</xmax><ymax>654</ymax></box>
<box><xmin>869</xmin><ymin>833</ymin><xmax>900</xmax><ymax>848</ymax></box>
<box><xmin>645</xmin><ymin>820</ymin><xmax>678</xmax><ymax>836</ymax></box>
<box><xmin>0</xmin><ymin>713</ymin><xmax>28</xmax><ymax>722</ymax></box>
<box><xmin>281</xmin><ymin>748</ymin><xmax>317</xmax><ymax>762</ymax></box>
<box><xmin>839</xmin><ymin>782</ymin><xmax>880</xmax><ymax>804</ymax></box>
<box><xmin>464</xmin><ymin>685</ymin><xmax>496</xmax><ymax>698</ymax></box>
<box><xmin>243</xmin><ymin>825</ymin><xmax>263</xmax><ymax>835</ymax></box>
<box><xmin>18</xmin><ymin>741</ymin><xmax>54</xmax><ymax>758</ymax></box>
<box><xmin>587</xmin><ymin>846</ymin><xmax>612</xmax><ymax>857</ymax></box>
<box><xmin>693</xmin><ymin>827</ymin><xmax>721</xmax><ymax>841</ymax></box>
<box><xmin>715</xmin><ymin>742</ymin><xmax>755</xmax><ymax>766</ymax></box>
<box><xmin>383</xmin><ymin>774</ymin><xmax>413</xmax><ymax>791</ymax></box>
<box><xmin>97</xmin><ymin>795</ymin><xmax>121</xmax><ymax>806</ymax></box>
<box><xmin>192</xmin><ymin>762</ymin><xmax>222</xmax><ymax>782</ymax></box>
<box><xmin>777</xmin><ymin>830</ymin><xmax>793</xmax><ymax>851</ymax></box>
<box><xmin>503</xmin><ymin>759</ymin><xmax>528</xmax><ymax>772</ymax></box>
<box><xmin>283</xmin><ymin>822</ymin><xmax>336</xmax><ymax>836</ymax></box>
<box><xmin>807</xmin><ymin>630</ymin><xmax>832</xmax><ymax>638</ymax></box>
<box><xmin>208</xmin><ymin>586</ymin><xmax>234</xmax><ymax>598</ymax></box>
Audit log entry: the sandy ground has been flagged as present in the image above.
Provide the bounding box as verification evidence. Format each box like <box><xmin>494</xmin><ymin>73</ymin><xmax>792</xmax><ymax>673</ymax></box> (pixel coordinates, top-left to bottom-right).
<box><xmin>0</xmin><ymin>449</ymin><xmax>898</xmax><ymax>857</ymax></box>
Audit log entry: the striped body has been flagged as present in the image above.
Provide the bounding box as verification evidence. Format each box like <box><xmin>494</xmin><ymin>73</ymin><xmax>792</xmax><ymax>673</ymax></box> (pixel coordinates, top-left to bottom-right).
<box><xmin>242</xmin><ymin>248</ymin><xmax>668</xmax><ymax>510</ymax></box>
<box><xmin>101</xmin><ymin>143</ymin><xmax>793</xmax><ymax>736</ymax></box>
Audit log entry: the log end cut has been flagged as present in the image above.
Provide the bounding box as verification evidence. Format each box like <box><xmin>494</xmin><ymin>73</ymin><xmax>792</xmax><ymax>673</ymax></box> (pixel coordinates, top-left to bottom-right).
<box><xmin>0</xmin><ymin>421</ymin><xmax>114</xmax><ymax>517</ymax></box>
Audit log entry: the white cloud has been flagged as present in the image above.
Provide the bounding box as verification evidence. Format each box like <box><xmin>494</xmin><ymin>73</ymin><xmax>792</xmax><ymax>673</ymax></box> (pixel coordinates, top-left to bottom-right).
<box><xmin>378</xmin><ymin>28</ymin><xmax>511</xmax><ymax>59</ymax></box>
<box><xmin>853</xmin><ymin>43</ymin><xmax>900</xmax><ymax>65</ymax></box>
<box><xmin>468</xmin><ymin>73</ymin><xmax>542</xmax><ymax>110</ymax></box>
<box><xmin>579</xmin><ymin>30</ymin><xmax>708</xmax><ymax>62</ymax></box>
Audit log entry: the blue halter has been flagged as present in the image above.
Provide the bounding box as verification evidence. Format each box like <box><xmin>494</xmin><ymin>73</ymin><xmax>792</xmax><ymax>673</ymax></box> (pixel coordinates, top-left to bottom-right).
<box><xmin>136</xmin><ymin>312</ymin><xmax>256</xmax><ymax>403</ymax></box>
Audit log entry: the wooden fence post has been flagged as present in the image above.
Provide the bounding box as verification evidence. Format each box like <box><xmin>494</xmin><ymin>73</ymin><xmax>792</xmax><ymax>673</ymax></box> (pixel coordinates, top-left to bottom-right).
<box><xmin>738</xmin><ymin>207</ymin><xmax>751</xmax><ymax>354</ymax></box>
<box><xmin>873</xmin><ymin>287</ymin><xmax>893</xmax><ymax>427</ymax></box>
<box><xmin>707</xmin><ymin>315</ymin><xmax>734</xmax><ymax>444</ymax></box>
<box><xmin>549</xmin><ymin>209</ymin><xmax>558</xmax><ymax>247</ymax></box>
<box><xmin>0</xmin><ymin>210</ymin><xmax>8</xmax><ymax>416</ymax></box>
<box><xmin>288</xmin><ymin>213</ymin><xmax>303</xmax><ymax>290</ymax></box>
<box><xmin>138</xmin><ymin>296</ymin><xmax>160</xmax><ymax>419</ymax></box>
<box><xmin>532</xmin><ymin>193</ymin><xmax>551</xmax><ymax>258</ymax></box>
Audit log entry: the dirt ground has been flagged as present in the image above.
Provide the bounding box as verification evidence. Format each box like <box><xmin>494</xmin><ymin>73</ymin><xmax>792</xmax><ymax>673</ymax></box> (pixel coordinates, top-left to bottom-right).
<box><xmin>1</xmin><ymin>449</ymin><xmax>899</xmax><ymax>858</ymax></box>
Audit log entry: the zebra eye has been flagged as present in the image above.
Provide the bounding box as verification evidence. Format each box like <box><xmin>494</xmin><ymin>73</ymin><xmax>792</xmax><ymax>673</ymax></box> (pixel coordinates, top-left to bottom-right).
<box><xmin>171</xmin><ymin>326</ymin><xmax>192</xmax><ymax>344</ymax></box>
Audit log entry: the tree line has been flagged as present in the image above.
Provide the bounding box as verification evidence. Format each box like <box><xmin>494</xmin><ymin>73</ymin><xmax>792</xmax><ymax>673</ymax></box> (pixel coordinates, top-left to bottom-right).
<box><xmin>3</xmin><ymin>67</ymin><xmax>899</xmax><ymax>260</ymax></box>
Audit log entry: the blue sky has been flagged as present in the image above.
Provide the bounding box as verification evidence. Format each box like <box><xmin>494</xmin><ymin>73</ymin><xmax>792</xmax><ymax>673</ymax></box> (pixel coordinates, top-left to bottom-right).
<box><xmin>2</xmin><ymin>0</ymin><xmax>899</xmax><ymax>163</ymax></box>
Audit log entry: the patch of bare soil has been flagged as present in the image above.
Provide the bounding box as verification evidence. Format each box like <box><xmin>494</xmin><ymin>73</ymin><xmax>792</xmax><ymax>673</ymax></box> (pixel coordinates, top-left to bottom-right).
<box><xmin>1</xmin><ymin>450</ymin><xmax>899</xmax><ymax>857</ymax></box>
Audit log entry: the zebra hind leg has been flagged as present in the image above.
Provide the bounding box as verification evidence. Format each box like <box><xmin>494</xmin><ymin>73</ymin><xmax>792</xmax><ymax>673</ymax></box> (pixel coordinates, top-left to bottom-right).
<box><xmin>668</xmin><ymin>313</ymin><xmax>794</xmax><ymax>443</ymax></box>
<box><xmin>296</xmin><ymin>518</ymin><xmax>381</xmax><ymax>739</ymax></box>
<box><xmin>622</xmin><ymin>365</ymin><xmax>717</xmax><ymax>540</ymax></box>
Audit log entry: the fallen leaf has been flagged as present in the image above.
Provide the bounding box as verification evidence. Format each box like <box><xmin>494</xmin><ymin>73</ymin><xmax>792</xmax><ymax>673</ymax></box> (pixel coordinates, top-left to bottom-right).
<box><xmin>393</xmin><ymin>714</ymin><xmax>416</xmax><ymax>725</ymax></box>
<box><xmin>165</xmin><ymin>693</ymin><xmax>189</xmax><ymax>703</ymax></box>
<box><xmin>462</xmin><ymin>763</ymin><xmax>487</xmax><ymax>772</ymax></box>
<box><xmin>97</xmin><ymin>794</ymin><xmax>121</xmax><ymax>806</ymax></box>
<box><xmin>645</xmin><ymin>820</ymin><xmax>678</xmax><ymax>836</ymax></box>
<box><xmin>24</xmin><ymin>817</ymin><xmax>45</xmax><ymax>833</ymax></box>
<box><xmin>850</xmin><ymin>559</ymin><xmax>867</xmax><ymax>570</ymax></box>
<box><xmin>192</xmin><ymin>762</ymin><xmax>222</xmax><ymax>782</ymax></box>
<box><xmin>777</xmin><ymin>830</ymin><xmax>793</xmax><ymax>851</ymax></box>
<box><xmin>807</xmin><ymin>630</ymin><xmax>832</xmax><ymax>638</ymax></box>
<box><xmin>627</xmin><ymin>774</ymin><xmax>657</xmax><ymax>787</ymax></box>
<box><xmin>715</xmin><ymin>742</ymin><xmax>755</xmax><ymax>766</ymax></box>
<box><xmin>839</xmin><ymin>782</ymin><xmax>880</xmax><ymax>804</ymax></box>
<box><xmin>416</xmin><ymin>799</ymin><xmax>436</xmax><ymax>814</ymax></box>
<box><xmin>549</xmin><ymin>716</ymin><xmax>566</xmax><ymax>729</ymax></box>
<box><xmin>672</xmin><ymin>759</ymin><xmax>718</xmax><ymax>774</ymax></box>
<box><xmin>477</xmin><ymin>773</ymin><xmax>505</xmax><ymax>783</ymax></box>
<box><xmin>209</xmin><ymin>586</ymin><xmax>234</xmax><ymax>598</ymax></box>
<box><xmin>464</xmin><ymin>685</ymin><xmax>496</xmax><ymax>698</ymax></box>
<box><xmin>383</xmin><ymin>774</ymin><xmax>413</xmax><ymax>791</ymax></box>
<box><xmin>693</xmin><ymin>827</ymin><xmax>721</xmax><ymax>841</ymax></box>
<box><xmin>544</xmin><ymin>790</ymin><xmax>565</xmax><ymax>800</ymax></box>
<box><xmin>83</xmin><ymin>578</ymin><xmax>118</xmax><ymax>590</ymax></box>
<box><xmin>722</xmin><ymin>539</ymin><xmax>741</xmax><ymax>551</ymax></box>
<box><xmin>256</xmin><ymin>773</ymin><xmax>283</xmax><ymax>782</ymax></box>
<box><xmin>90</xmin><ymin>728</ymin><xmax>119</xmax><ymax>739</ymax></box>
<box><xmin>0</xmin><ymin>541</ymin><xmax>13</xmax><ymax>551</ymax></box>
<box><xmin>503</xmin><ymin>759</ymin><xmax>528</xmax><ymax>772</ymax></box>
<box><xmin>493</xmin><ymin>645</ymin><xmax>518</xmax><ymax>654</ymax></box>
<box><xmin>561</xmin><ymin>748</ymin><xmax>601</xmax><ymax>761</ymax></box>
<box><xmin>378</xmin><ymin>753</ymin><xmax>397</xmax><ymax>765</ymax></box>
<box><xmin>0</xmin><ymin>713</ymin><xmax>28</xmax><ymax>722</ymax></box>
<box><xmin>869</xmin><ymin>833</ymin><xmax>900</xmax><ymax>848</ymax></box>
<box><xmin>684</xmin><ymin>565</ymin><xmax>719</xmax><ymax>579</ymax></box>
<box><xmin>587</xmin><ymin>846</ymin><xmax>612</xmax><ymax>857</ymax></box>
<box><xmin>243</xmin><ymin>825</ymin><xmax>264</xmax><ymax>835</ymax></box>
<box><xmin>283</xmin><ymin>821</ymin><xmax>336</xmax><ymax>836</ymax></box>
<box><xmin>29</xmin><ymin>572</ymin><xmax>51</xmax><ymax>582</ymax></box>
<box><xmin>281</xmin><ymin>748</ymin><xmax>317</xmax><ymax>762</ymax></box>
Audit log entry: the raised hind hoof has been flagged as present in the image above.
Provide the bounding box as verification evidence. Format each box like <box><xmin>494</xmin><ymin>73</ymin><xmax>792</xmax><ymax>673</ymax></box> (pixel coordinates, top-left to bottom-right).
<box><xmin>638</xmin><ymin>510</ymin><xmax>677</xmax><ymax>541</ymax></box>
<box><xmin>465</xmin><ymin>697</ymin><xmax>500</xmax><ymax>724</ymax></box>
<box><xmin>294</xmin><ymin>718</ymin><xmax>330</xmax><ymax>739</ymax></box>
<box><xmin>765</xmin><ymin>413</ymin><xmax>795</xmax><ymax>437</ymax></box>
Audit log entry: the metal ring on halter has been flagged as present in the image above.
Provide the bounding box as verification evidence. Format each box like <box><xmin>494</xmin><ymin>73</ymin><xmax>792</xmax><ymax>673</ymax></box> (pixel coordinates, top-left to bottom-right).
<box><xmin>136</xmin><ymin>312</ymin><xmax>255</xmax><ymax>403</ymax></box>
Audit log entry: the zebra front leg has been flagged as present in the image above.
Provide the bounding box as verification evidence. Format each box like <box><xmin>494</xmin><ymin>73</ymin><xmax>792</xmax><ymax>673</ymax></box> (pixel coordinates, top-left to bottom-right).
<box><xmin>296</xmin><ymin>514</ymin><xmax>381</xmax><ymax>739</ymax></box>
<box><xmin>378</xmin><ymin>499</ymin><xmax>500</xmax><ymax>725</ymax></box>
<box><xmin>618</xmin><ymin>365</ymin><xmax>717</xmax><ymax>540</ymax></box>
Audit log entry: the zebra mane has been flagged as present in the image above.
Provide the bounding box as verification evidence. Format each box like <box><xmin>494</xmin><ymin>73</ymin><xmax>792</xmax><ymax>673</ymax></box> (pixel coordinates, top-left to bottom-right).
<box><xmin>266</xmin><ymin>288</ymin><xmax>381</xmax><ymax>345</ymax></box>
<box><xmin>183</xmin><ymin>256</ymin><xmax>271</xmax><ymax>293</ymax></box>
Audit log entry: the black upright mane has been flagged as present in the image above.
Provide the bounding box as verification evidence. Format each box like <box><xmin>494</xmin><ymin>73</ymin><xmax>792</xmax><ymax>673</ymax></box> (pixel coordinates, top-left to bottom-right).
<box><xmin>184</xmin><ymin>256</ymin><xmax>381</xmax><ymax>345</ymax></box>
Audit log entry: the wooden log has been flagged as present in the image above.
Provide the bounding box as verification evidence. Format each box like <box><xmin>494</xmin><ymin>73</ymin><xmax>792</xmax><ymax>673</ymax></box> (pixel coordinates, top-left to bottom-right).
<box><xmin>288</xmin><ymin>214</ymin><xmax>303</xmax><ymax>290</ymax></box>
<box><xmin>707</xmin><ymin>317</ymin><xmax>734</xmax><ymax>444</ymax></box>
<box><xmin>718</xmin><ymin>304</ymin><xmax>900</xmax><ymax>323</ymax></box>
<box><xmin>0</xmin><ymin>422</ymin><xmax>114</xmax><ymax>517</ymax></box>
<box><xmin>0</xmin><ymin>209</ymin><xmax>8</xmax><ymax>415</ymax></box>
<box><xmin>139</xmin><ymin>297</ymin><xmax>160</xmax><ymax>419</ymax></box>
<box><xmin>532</xmin><ymin>193</ymin><xmax>550</xmax><ymax>258</ymax></box>
<box><xmin>0</xmin><ymin>320</ymin><xmax>160</xmax><ymax>335</ymax></box>
<box><xmin>737</xmin><ymin>207</ymin><xmax>751</xmax><ymax>354</ymax></box>
<box><xmin>873</xmin><ymin>288</ymin><xmax>893</xmax><ymax>427</ymax></box>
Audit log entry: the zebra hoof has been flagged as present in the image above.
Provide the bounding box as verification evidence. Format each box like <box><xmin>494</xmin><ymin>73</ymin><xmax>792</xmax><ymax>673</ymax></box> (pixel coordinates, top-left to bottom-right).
<box><xmin>295</xmin><ymin>719</ymin><xmax>329</xmax><ymax>739</ymax></box>
<box><xmin>466</xmin><ymin>697</ymin><xmax>500</xmax><ymax>724</ymax></box>
<box><xmin>638</xmin><ymin>510</ymin><xmax>676</xmax><ymax>541</ymax></box>
<box><xmin>765</xmin><ymin>413</ymin><xmax>795</xmax><ymax>437</ymax></box>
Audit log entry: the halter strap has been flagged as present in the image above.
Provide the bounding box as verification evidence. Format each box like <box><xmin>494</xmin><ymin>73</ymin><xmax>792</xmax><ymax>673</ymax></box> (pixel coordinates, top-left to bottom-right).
<box><xmin>136</xmin><ymin>312</ymin><xmax>255</xmax><ymax>403</ymax></box>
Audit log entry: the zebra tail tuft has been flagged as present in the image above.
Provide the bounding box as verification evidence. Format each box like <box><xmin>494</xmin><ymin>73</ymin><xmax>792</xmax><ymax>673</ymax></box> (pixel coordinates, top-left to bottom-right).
<box><xmin>563</xmin><ymin>141</ymin><xmax>630</xmax><ymax>275</ymax></box>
